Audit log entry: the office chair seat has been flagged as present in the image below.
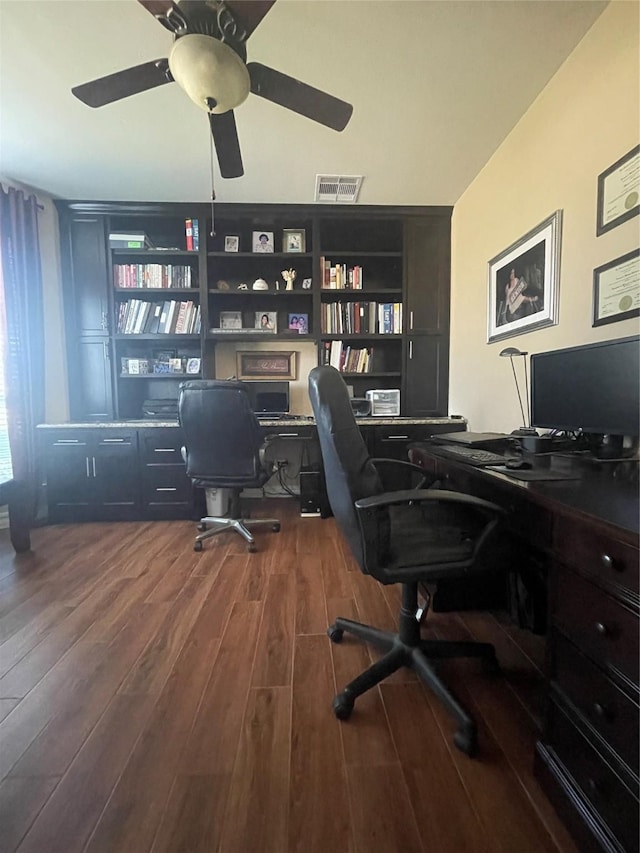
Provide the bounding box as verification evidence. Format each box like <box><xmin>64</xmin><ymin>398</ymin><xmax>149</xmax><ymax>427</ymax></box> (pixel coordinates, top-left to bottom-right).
<box><xmin>309</xmin><ymin>365</ymin><xmax>505</xmax><ymax>756</ymax></box>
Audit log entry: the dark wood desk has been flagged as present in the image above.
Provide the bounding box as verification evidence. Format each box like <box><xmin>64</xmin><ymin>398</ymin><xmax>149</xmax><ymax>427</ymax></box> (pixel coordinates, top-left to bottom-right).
<box><xmin>409</xmin><ymin>445</ymin><xmax>639</xmax><ymax>853</ymax></box>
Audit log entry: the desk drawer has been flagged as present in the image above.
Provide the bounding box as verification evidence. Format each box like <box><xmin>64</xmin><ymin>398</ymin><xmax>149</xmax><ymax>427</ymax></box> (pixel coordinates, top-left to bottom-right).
<box><xmin>554</xmin><ymin>567</ymin><xmax>639</xmax><ymax>685</ymax></box>
<box><xmin>142</xmin><ymin>465</ymin><xmax>192</xmax><ymax>503</ymax></box>
<box><xmin>554</xmin><ymin>515</ymin><xmax>638</xmax><ymax>596</ymax></box>
<box><xmin>546</xmin><ymin>699</ymin><xmax>638</xmax><ymax>853</ymax></box>
<box><xmin>262</xmin><ymin>425</ymin><xmax>315</xmax><ymax>440</ymax></box>
<box><xmin>139</xmin><ymin>428</ymin><xmax>184</xmax><ymax>464</ymax></box>
<box><xmin>553</xmin><ymin>631</ymin><xmax>639</xmax><ymax>773</ymax></box>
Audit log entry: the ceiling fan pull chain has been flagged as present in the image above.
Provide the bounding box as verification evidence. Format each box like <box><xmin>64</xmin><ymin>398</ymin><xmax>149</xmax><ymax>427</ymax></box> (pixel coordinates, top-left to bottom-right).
<box><xmin>208</xmin><ymin>110</ymin><xmax>217</xmax><ymax>235</ymax></box>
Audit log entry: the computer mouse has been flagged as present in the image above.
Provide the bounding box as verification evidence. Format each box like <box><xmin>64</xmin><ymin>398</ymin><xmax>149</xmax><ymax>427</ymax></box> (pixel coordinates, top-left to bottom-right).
<box><xmin>505</xmin><ymin>458</ymin><xmax>533</xmax><ymax>470</ymax></box>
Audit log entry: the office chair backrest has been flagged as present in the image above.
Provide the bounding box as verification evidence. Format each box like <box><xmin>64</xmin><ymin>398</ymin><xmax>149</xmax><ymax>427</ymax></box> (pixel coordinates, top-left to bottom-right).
<box><xmin>308</xmin><ymin>366</ymin><xmax>384</xmax><ymax>569</ymax></box>
<box><xmin>178</xmin><ymin>380</ymin><xmax>264</xmax><ymax>485</ymax></box>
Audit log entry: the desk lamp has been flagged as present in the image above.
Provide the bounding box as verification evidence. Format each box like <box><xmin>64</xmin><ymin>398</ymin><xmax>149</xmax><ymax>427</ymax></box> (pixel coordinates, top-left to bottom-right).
<box><xmin>499</xmin><ymin>347</ymin><xmax>538</xmax><ymax>437</ymax></box>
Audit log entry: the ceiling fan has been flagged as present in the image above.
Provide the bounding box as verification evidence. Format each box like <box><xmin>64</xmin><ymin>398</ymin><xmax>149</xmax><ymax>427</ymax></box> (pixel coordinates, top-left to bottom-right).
<box><xmin>72</xmin><ymin>0</ymin><xmax>353</xmax><ymax>179</ymax></box>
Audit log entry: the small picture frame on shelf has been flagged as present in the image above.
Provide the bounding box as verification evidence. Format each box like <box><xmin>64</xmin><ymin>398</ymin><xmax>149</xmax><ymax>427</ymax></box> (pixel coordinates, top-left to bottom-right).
<box><xmin>219</xmin><ymin>310</ymin><xmax>243</xmax><ymax>330</ymax></box>
<box><xmin>283</xmin><ymin>229</ymin><xmax>306</xmax><ymax>253</ymax></box>
<box><xmin>169</xmin><ymin>358</ymin><xmax>183</xmax><ymax>373</ymax></box>
<box><xmin>288</xmin><ymin>313</ymin><xmax>308</xmax><ymax>334</ymax></box>
<box><xmin>186</xmin><ymin>357</ymin><xmax>201</xmax><ymax>374</ymax></box>
<box><xmin>224</xmin><ymin>235</ymin><xmax>240</xmax><ymax>253</ymax></box>
<box><xmin>237</xmin><ymin>351</ymin><xmax>297</xmax><ymax>381</ymax></box>
<box><xmin>255</xmin><ymin>311</ymin><xmax>277</xmax><ymax>332</ymax></box>
<box><xmin>252</xmin><ymin>231</ymin><xmax>274</xmax><ymax>253</ymax></box>
<box><xmin>302</xmin><ymin>278</ymin><xmax>312</xmax><ymax>289</ymax></box>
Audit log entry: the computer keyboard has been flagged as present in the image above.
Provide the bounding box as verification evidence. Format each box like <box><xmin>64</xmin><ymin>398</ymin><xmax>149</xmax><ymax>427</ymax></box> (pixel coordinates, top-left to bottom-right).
<box><xmin>432</xmin><ymin>444</ymin><xmax>507</xmax><ymax>467</ymax></box>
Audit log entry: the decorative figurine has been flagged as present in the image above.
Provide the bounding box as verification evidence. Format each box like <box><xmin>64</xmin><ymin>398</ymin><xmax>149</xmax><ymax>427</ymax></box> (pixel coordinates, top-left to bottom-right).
<box><xmin>302</xmin><ymin>278</ymin><xmax>312</xmax><ymax>289</ymax></box>
<box><xmin>252</xmin><ymin>278</ymin><xmax>269</xmax><ymax>290</ymax></box>
<box><xmin>282</xmin><ymin>268</ymin><xmax>297</xmax><ymax>291</ymax></box>
<box><xmin>237</xmin><ymin>283</ymin><xmax>248</xmax><ymax>290</ymax></box>
<box><xmin>216</xmin><ymin>279</ymin><xmax>230</xmax><ymax>290</ymax></box>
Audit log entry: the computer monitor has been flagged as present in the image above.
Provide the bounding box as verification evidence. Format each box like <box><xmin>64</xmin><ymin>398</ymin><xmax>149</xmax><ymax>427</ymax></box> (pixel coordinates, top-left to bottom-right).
<box><xmin>530</xmin><ymin>336</ymin><xmax>639</xmax><ymax>438</ymax></box>
<box><xmin>242</xmin><ymin>381</ymin><xmax>290</xmax><ymax>417</ymax></box>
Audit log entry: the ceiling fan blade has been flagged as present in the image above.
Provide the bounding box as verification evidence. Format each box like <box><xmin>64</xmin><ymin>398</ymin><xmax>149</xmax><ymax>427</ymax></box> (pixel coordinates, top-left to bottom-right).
<box><xmin>137</xmin><ymin>0</ymin><xmax>185</xmax><ymax>32</ymax></box>
<box><xmin>209</xmin><ymin>111</ymin><xmax>244</xmax><ymax>178</ymax></box>
<box><xmin>225</xmin><ymin>1</ymin><xmax>276</xmax><ymax>39</ymax></box>
<box><xmin>72</xmin><ymin>60</ymin><xmax>172</xmax><ymax>108</ymax></box>
<box><xmin>247</xmin><ymin>63</ymin><xmax>352</xmax><ymax>131</ymax></box>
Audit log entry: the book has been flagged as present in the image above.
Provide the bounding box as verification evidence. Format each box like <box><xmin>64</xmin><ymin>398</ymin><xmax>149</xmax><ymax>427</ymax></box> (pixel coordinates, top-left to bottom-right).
<box><xmin>185</xmin><ymin>219</ymin><xmax>199</xmax><ymax>251</ymax></box>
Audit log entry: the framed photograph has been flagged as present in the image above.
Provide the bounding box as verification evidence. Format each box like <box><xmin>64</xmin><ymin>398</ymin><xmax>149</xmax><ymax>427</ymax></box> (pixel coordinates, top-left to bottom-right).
<box><xmin>487</xmin><ymin>210</ymin><xmax>562</xmax><ymax>344</ymax></box>
<box><xmin>186</xmin><ymin>357</ymin><xmax>201</xmax><ymax>374</ymax></box>
<box><xmin>255</xmin><ymin>311</ymin><xmax>277</xmax><ymax>332</ymax></box>
<box><xmin>152</xmin><ymin>348</ymin><xmax>176</xmax><ymax>362</ymax></box>
<box><xmin>224</xmin><ymin>235</ymin><xmax>240</xmax><ymax>253</ymax></box>
<box><xmin>219</xmin><ymin>310</ymin><xmax>243</xmax><ymax>330</ymax></box>
<box><xmin>593</xmin><ymin>248</ymin><xmax>640</xmax><ymax>327</ymax></box>
<box><xmin>596</xmin><ymin>145</ymin><xmax>640</xmax><ymax>236</ymax></box>
<box><xmin>252</xmin><ymin>231</ymin><xmax>274</xmax><ymax>253</ymax></box>
<box><xmin>236</xmin><ymin>351</ymin><xmax>297</xmax><ymax>381</ymax></box>
<box><xmin>288</xmin><ymin>313</ymin><xmax>308</xmax><ymax>334</ymax></box>
<box><xmin>283</xmin><ymin>229</ymin><xmax>306</xmax><ymax>253</ymax></box>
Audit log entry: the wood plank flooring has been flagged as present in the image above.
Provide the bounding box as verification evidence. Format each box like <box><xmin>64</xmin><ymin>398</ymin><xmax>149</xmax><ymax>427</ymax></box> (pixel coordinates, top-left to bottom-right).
<box><xmin>0</xmin><ymin>500</ymin><xmax>578</xmax><ymax>853</ymax></box>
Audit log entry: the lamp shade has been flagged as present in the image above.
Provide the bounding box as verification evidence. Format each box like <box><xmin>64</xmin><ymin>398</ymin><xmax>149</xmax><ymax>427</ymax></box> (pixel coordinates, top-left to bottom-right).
<box><xmin>499</xmin><ymin>347</ymin><xmax>528</xmax><ymax>357</ymax></box>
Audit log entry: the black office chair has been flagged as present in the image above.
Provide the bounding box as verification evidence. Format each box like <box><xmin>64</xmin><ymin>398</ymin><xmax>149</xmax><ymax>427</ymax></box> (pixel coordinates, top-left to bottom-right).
<box><xmin>309</xmin><ymin>366</ymin><xmax>504</xmax><ymax>755</ymax></box>
<box><xmin>178</xmin><ymin>380</ymin><xmax>280</xmax><ymax>553</ymax></box>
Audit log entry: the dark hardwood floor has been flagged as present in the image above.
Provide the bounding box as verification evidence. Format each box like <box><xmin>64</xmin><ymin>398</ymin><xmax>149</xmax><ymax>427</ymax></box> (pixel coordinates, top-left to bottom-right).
<box><xmin>0</xmin><ymin>500</ymin><xmax>577</xmax><ymax>853</ymax></box>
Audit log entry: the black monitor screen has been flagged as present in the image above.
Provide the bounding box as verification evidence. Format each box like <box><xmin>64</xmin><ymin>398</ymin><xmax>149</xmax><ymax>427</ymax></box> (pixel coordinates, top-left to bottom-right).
<box><xmin>530</xmin><ymin>336</ymin><xmax>639</xmax><ymax>436</ymax></box>
<box><xmin>242</xmin><ymin>381</ymin><xmax>290</xmax><ymax>416</ymax></box>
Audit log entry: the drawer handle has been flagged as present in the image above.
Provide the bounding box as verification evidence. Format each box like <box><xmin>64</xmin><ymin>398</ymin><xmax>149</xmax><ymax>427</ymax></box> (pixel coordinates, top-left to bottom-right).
<box><xmin>386</xmin><ymin>435</ymin><xmax>409</xmax><ymax>440</ymax></box>
<box><xmin>153</xmin><ymin>448</ymin><xmax>176</xmax><ymax>453</ymax></box>
<box><xmin>156</xmin><ymin>487</ymin><xmax>177</xmax><ymax>492</ymax></box>
<box><xmin>101</xmin><ymin>438</ymin><xmax>126</xmax><ymax>443</ymax></box>
<box><xmin>594</xmin><ymin>621</ymin><xmax>608</xmax><ymax>637</ymax></box>
<box><xmin>277</xmin><ymin>433</ymin><xmax>300</xmax><ymax>437</ymax></box>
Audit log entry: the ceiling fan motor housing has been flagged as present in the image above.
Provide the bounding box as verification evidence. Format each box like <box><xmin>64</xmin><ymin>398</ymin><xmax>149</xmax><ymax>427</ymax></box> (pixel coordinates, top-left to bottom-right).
<box><xmin>168</xmin><ymin>33</ymin><xmax>250</xmax><ymax>113</ymax></box>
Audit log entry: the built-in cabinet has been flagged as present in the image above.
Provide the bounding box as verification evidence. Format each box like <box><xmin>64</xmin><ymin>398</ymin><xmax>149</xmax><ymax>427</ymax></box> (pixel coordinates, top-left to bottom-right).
<box><xmin>55</xmin><ymin>202</ymin><xmax>453</xmax><ymax>421</ymax></box>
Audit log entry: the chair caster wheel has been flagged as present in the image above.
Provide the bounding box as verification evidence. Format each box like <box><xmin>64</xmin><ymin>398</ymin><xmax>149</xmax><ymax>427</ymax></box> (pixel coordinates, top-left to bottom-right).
<box><xmin>482</xmin><ymin>654</ymin><xmax>500</xmax><ymax>676</ymax></box>
<box><xmin>332</xmin><ymin>693</ymin><xmax>354</xmax><ymax>721</ymax></box>
<box><xmin>272</xmin><ymin>523</ymin><xmax>281</xmax><ymax>532</ymax></box>
<box><xmin>327</xmin><ymin>624</ymin><xmax>344</xmax><ymax>643</ymax></box>
<box><xmin>454</xmin><ymin>727</ymin><xmax>477</xmax><ymax>757</ymax></box>
<box><xmin>194</xmin><ymin>541</ymin><xmax>203</xmax><ymax>552</ymax></box>
<box><xmin>197</xmin><ymin>522</ymin><xmax>207</xmax><ymax>531</ymax></box>
<box><xmin>247</xmin><ymin>543</ymin><xmax>257</xmax><ymax>553</ymax></box>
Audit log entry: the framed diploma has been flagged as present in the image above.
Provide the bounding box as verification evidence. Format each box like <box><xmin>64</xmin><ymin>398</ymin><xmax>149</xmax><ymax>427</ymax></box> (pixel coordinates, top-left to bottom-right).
<box><xmin>592</xmin><ymin>249</ymin><xmax>640</xmax><ymax>327</ymax></box>
<box><xmin>596</xmin><ymin>145</ymin><xmax>640</xmax><ymax>236</ymax></box>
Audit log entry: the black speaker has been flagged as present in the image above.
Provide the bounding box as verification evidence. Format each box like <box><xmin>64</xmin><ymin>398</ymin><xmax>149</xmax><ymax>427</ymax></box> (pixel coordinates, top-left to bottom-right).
<box><xmin>299</xmin><ymin>466</ymin><xmax>331</xmax><ymax>517</ymax></box>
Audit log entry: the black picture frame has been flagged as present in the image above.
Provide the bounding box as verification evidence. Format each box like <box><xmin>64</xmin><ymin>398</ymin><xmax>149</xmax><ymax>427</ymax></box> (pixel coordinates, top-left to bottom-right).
<box><xmin>592</xmin><ymin>248</ymin><xmax>640</xmax><ymax>327</ymax></box>
<box><xmin>596</xmin><ymin>144</ymin><xmax>640</xmax><ymax>236</ymax></box>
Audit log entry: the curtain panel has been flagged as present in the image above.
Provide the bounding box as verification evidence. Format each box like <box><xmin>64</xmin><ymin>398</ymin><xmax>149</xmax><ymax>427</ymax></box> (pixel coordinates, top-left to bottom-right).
<box><xmin>0</xmin><ymin>185</ymin><xmax>45</xmax><ymax>549</ymax></box>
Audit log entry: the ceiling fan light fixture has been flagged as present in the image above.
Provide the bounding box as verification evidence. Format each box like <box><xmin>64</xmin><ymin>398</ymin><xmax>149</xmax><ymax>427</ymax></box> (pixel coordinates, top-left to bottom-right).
<box><xmin>168</xmin><ymin>34</ymin><xmax>250</xmax><ymax>113</ymax></box>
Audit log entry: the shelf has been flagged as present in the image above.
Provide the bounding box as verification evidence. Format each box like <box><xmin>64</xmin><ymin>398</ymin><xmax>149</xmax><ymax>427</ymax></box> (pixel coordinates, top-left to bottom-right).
<box><xmin>112</xmin><ymin>249</ymin><xmax>198</xmax><ymax>257</ymax></box>
<box><xmin>320</xmin><ymin>334</ymin><xmax>402</xmax><ymax>341</ymax></box>
<box><xmin>320</xmin><ymin>288</ymin><xmax>402</xmax><ymax>297</ymax></box>
<box><xmin>114</xmin><ymin>288</ymin><xmax>199</xmax><ymax>296</ymax></box>
<box><xmin>119</xmin><ymin>373</ymin><xmax>201</xmax><ymax>380</ymax></box>
<box><xmin>320</xmin><ymin>251</ymin><xmax>402</xmax><ymax>258</ymax></box>
<box><xmin>114</xmin><ymin>334</ymin><xmax>201</xmax><ymax>341</ymax></box>
<box><xmin>207</xmin><ymin>332</ymin><xmax>314</xmax><ymax>342</ymax></box>
<box><xmin>208</xmin><ymin>252</ymin><xmax>313</xmax><ymax>259</ymax></box>
<box><xmin>208</xmin><ymin>289</ymin><xmax>311</xmax><ymax>296</ymax></box>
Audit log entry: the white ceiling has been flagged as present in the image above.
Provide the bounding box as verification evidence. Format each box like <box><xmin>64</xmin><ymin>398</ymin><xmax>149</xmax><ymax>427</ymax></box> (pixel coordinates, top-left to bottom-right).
<box><xmin>0</xmin><ymin>0</ymin><xmax>607</xmax><ymax>204</ymax></box>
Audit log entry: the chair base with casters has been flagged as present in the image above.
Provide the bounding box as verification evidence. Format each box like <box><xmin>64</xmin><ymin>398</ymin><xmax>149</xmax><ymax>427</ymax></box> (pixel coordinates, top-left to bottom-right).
<box><xmin>193</xmin><ymin>488</ymin><xmax>280</xmax><ymax>553</ymax></box>
<box><xmin>327</xmin><ymin>580</ymin><xmax>499</xmax><ymax>757</ymax></box>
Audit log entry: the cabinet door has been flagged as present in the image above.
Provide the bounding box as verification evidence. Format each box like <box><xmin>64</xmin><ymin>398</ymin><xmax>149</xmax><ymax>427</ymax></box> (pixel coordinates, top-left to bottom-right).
<box><xmin>404</xmin><ymin>215</ymin><xmax>451</xmax><ymax>334</ymax></box>
<box><xmin>65</xmin><ymin>216</ymin><xmax>110</xmax><ymax>335</ymax></box>
<box><xmin>43</xmin><ymin>436</ymin><xmax>93</xmax><ymax>520</ymax></box>
<box><xmin>404</xmin><ymin>336</ymin><xmax>449</xmax><ymax>416</ymax></box>
<box><xmin>73</xmin><ymin>337</ymin><xmax>113</xmax><ymax>420</ymax></box>
<box><xmin>93</xmin><ymin>433</ymin><xmax>139</xmax><ymax>511</ymax></box>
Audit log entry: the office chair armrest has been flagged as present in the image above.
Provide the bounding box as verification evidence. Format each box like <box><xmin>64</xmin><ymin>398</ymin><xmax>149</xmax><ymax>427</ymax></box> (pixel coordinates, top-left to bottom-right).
<box><xmin>370</xmin><ymin>458</ymin><xmax>438</xmax><ymax>490</ymax></box>
<box><xmin>355</xmin><ymin>489</ymin><xmax>504</xmax><ymax>517</ymax></box>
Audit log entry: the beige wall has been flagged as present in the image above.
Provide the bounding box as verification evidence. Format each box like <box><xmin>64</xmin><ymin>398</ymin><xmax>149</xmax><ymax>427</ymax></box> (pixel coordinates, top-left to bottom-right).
<box><xmin>0</xmin><ymin>178</ymin><xmax>68</xmax><ymax>422</ymax></box>
<box><xmin>214</xmin><ymin>340</ymin><xmax>317</xmax><ymax>415</ymax></box>
<box><xmin>449</xmin><ymin>1</ymin><xmax>640</xmax><ymax>433</ymax></box>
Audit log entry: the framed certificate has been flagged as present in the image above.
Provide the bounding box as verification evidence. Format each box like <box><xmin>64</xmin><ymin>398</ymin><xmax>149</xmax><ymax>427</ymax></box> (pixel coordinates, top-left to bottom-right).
<box><xmin>596</xmin><ymin>145</ymin><xmax>640</xmax><ymax>236</ymax></box>
<box><xmin>592</xmin><ymin>249</ymin><xmax>640</xmax><ymax>327</ymax></box>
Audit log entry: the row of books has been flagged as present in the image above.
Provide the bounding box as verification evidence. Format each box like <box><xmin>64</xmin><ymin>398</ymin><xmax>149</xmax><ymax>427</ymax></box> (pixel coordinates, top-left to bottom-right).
<box><xmin>322</xmin><ymin>341</ymin><xmax>375</xmax><ymax>373</ymax></box>
<box><xmin>116</xmin><ymin>299</ymin><xmax>201</xmax><ymax>335</ymax></box>
<box><xmin>320</xmin><ymin>258</ymin><xmax>364</xmax><ymax>289</ymax></box>
<box><xmin>114</xmin><ymin>264</ymin><xmax>195</xmax><ymax>289</ymax></box>
<box><xmin>321</xmin><ymin>301</ymin><xmax>402</xmax><ymax>334</ymax></box>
